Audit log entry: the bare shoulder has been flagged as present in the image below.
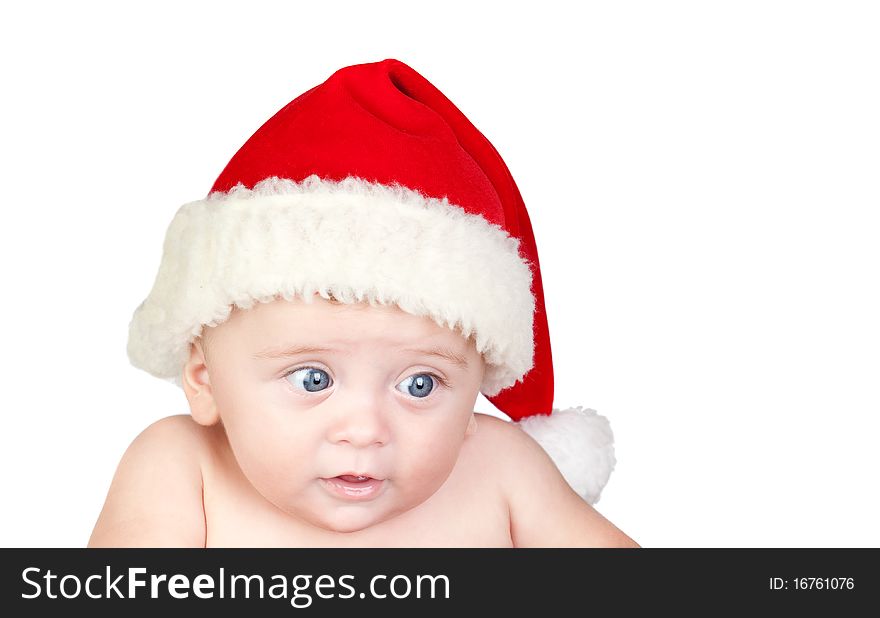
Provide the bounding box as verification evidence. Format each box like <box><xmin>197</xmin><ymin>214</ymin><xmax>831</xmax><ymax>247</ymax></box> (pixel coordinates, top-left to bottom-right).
<box><xmin>465</xmin><ymin>413</ymin><xmax>551</xmax><ymax>467</ymax></box>
<box><xmin>472</xmin><ymin>413</ymin><xmax>640</xmax><ymax>548</ymax></box>
<box><xmin>87</xmin><ymin>414</ymin><xmax>209</xmax><ymax>547</ymax></box>
<box><xmin>463</xmin><ymin>413</ymin><xmax>524</xmax><ymax>457</ymax></box>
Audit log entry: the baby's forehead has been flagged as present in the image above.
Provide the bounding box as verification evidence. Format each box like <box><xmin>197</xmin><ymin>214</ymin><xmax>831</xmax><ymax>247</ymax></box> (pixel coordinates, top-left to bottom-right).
<box><xmin>220</xmin><ymin>295</ymin><xmax>474</xmax><ymax>350</ymax></box>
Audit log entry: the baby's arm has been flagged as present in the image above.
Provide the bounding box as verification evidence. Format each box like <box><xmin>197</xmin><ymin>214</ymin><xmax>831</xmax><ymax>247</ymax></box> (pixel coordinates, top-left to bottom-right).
<box><xmin>493</xmin><ymin>419</ymin><xmax>640</xmax><ymax>547</ymax></box>
<box><xmin>88</xmin><ymin>415</ymin><xmax>206</xmax><ymax>547</ymax></box>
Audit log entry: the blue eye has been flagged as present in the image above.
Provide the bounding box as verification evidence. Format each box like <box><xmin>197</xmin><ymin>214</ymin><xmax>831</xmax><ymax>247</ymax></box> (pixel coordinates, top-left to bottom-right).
<box><xmin>396</xmin><ymin>373</ymin><xmax>437</xmax><ymax>398</ymax></box>
<box><xmin>285</xmin><ymin>368</ymin><xmax>443</xmax><ymax>398</ymax></box>
<box><xmin>286</xmin><ymin>367</ymin><xmax>333</xmax><ymax>392</ymax></box>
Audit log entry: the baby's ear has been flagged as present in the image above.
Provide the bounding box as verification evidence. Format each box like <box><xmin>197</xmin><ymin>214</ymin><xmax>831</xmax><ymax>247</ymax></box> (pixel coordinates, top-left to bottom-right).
<box><xmin>182</xmin><ymin>338</ymin><xmax>220</xmax><ymax>426</ymax></box>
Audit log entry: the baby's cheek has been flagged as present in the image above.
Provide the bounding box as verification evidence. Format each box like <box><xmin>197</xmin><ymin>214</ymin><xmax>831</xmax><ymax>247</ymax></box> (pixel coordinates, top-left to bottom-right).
<box><xmin>398</xmin><ymin>434</ymin><xmax>460</xmax><ymax>488</ymax></box>
<box><xmin>226</xmin><ymin>420</ymin><xmax>303</xmax><ymax>491</ymax></box>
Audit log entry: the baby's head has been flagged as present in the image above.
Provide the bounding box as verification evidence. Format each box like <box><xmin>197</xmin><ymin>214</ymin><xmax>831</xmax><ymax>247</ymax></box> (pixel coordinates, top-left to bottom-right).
<box><xmin>183</xmin><ymin>293</ymin><xmax>485</xmax><ymax>532</ymax></box>
<box><xmin>127</xmin><ymin>59</ymin><xmax>613</xmax><ymax>512</ymax></box>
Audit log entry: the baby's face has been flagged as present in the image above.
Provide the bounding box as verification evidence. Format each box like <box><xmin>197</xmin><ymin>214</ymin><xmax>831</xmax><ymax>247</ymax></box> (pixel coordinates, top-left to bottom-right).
<box><xmin>185</xmin><ymin>295</ymin><xmax>485</xmax><ymax>534</ymax></box>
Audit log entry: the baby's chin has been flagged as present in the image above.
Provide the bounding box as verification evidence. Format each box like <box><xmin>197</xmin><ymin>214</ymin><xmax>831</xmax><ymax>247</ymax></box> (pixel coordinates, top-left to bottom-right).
<box><xmin>281</xmin><ymin>491</ymin><xmax>427</xmax><ymax>537</ymax></box>
<box><xmin>306</xmin><ymin>500</ymin><xmax>417</xmax><ymax>535</ymax></box>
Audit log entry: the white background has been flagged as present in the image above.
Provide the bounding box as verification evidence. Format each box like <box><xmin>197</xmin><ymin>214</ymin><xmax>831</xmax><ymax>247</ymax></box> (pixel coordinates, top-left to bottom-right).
<box><xmin>1</xmin><ymin>1</ymin><xmax>877</xmax><ymax>548</ymax></box>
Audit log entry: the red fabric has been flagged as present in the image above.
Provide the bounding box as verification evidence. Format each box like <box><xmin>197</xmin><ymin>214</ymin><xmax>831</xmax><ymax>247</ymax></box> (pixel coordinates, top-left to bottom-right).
<box><xmin>210</xmin><ymin>58</ymin><xmax>554</xmax><ymax>420</ymax></box>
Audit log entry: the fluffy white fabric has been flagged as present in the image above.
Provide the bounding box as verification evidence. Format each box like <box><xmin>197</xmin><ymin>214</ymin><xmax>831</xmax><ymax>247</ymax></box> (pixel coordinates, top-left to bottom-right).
<box><xmin>127</xmin><ymin>175</ymin><xmax>536</xmax><ymax>396</ymax></box>
<box><xmin>517</xmin><ymin>407</ymin><xmax>616</xmax><ymax>504</ymax></box>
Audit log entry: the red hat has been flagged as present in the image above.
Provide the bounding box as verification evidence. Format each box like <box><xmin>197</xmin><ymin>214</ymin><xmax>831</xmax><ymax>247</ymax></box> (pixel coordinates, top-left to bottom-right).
<box><xmin>128</xmin><ymin>59</ymin><xmax>615</xmax><ymax>503</ymax></box>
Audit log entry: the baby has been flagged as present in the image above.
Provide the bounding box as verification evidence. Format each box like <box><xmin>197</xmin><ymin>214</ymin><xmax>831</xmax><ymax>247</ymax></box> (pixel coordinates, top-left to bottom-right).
<box><xmin>89</xmin><ymin>294</ymin><xmax>637</xmax><ymax>547</ymax></box>
<box><xmin>88</xmin><ymin>58</ymin><xmax>638</xmax><ymax>548</ymax></box>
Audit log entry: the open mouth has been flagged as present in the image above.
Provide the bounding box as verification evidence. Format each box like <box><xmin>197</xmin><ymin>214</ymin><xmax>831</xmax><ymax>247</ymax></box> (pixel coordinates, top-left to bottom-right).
<box><xmin>338</xmin><ymin>474</ymin><xmax>373</xmax><ymax>483</ymax></box>
<box><xmin>321</xmin><ymin>474</ymin><xmax>386</xmax><ymax>500</ymax></box>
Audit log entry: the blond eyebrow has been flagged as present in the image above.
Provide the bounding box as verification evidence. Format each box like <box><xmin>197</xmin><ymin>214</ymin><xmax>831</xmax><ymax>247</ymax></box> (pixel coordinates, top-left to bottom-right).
<box><xmin>401</xmin><ymin>346</ymin><xmax>470</xmax><ymax>370</ymax></box>
<box><xmin>253</xmin><ymin>343</ymin><xmax>469</xmax><ymax>370</ymax></box>
<box><xmin>253</xmin><ymin>345</ymin><xmax>346</xmax><ymax>360</ymax></box>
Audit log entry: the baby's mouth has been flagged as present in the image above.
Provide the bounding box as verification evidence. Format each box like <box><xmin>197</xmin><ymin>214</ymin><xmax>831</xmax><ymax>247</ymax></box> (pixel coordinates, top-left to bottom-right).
<box><xmin>337</xmin><ymin>474</ymin><xmax>373</xmax><ymax>483</ymax></box>
<box><xmin>321</xmin><ymin>474</ymin><xmax>386</xmax><ymax>500</ymax></box>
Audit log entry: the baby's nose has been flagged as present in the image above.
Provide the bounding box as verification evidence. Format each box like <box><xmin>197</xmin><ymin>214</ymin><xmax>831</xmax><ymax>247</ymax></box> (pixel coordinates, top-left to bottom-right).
<box><xmin>327</xmin><ymin>401</ymin><xmax>390</xmax><ymax>447</ymax></box>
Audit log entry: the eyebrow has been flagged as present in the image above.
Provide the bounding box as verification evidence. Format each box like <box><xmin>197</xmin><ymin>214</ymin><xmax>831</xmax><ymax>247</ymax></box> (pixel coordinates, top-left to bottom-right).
<box><xmin>253</xmin><ymin>344</ymin><xmax>470</xmax><ymax>370</ymax></box>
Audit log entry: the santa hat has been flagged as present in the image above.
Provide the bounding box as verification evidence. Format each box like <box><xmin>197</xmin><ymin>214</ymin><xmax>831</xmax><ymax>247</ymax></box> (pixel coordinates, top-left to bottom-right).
<box><xmin>128</xmin><ymin>58</ymin><xmax>615</xmax><ymax>504</ymax></box>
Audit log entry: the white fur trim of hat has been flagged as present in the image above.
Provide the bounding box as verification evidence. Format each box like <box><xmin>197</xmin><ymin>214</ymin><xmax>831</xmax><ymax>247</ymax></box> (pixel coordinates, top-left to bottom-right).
<box><xmin>128</xmin><ymin>175</ymin><xmax>535</xmax><ymax>398</ymax></box>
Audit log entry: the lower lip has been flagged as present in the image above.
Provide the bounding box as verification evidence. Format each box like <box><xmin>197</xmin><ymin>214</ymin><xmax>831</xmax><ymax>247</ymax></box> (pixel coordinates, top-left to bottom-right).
<box><xmin>320</xmin><ymin>477</ymin><xmax>385</xmax><ymax>501</ymax></box>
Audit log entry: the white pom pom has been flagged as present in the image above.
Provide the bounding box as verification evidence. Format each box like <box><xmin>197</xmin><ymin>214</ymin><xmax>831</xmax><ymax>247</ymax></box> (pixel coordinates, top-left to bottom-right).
<box><xmin>516</xmin><ymin>406</ymin><xmax>616</xmax><ymax>504</ymax></box>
